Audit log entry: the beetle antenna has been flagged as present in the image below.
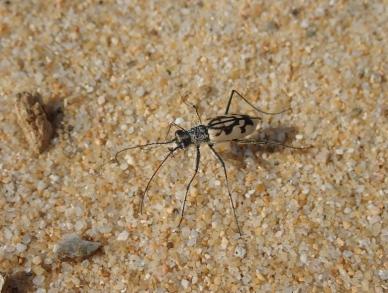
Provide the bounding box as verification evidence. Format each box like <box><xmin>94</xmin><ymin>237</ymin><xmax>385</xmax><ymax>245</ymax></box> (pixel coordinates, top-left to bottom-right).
<box><xmin>140</xmin><ymin>146</ymin><xmax>180</xmax><ymax>213</ymax></box>
<box><xmin>114</xmin><ymin>139</ymin><xmax>176</xmax><ymax>164</ymax></box>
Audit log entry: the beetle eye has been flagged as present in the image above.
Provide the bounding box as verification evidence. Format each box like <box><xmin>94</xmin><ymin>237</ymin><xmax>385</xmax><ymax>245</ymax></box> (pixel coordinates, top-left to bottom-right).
<box><xmin>175</xmin><ymin>130</ymin><xmax>184</xmax><ymax>137</ymax></box>
<box><xmin>175</xmin><ymin>130</ymin><xmax>184</xmax><ymax>141</ymax></box>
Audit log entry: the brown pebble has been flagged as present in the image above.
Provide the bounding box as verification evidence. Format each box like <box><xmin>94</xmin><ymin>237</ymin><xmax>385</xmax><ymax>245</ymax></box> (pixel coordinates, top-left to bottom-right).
<box><xmin>14</xmin><ymin>92</ymin><xmax>54</xmax><ymax>153</ymax></box>
<box><xmin>1</xmin><ymin>271</ymin><xmax>34</xmax><ymax>293</ymax></box>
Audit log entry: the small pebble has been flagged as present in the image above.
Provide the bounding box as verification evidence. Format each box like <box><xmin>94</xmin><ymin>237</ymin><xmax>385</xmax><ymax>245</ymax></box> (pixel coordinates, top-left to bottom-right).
<box><xmin>344</xmin><ymin>207</ymin><xmax>352</xmax><ymax>214</ymax></box>
<box><xmin>49</xmin><ymin>174</ymin><xmax>60</xmax><ymax>183</ymax></box>
<box><xmin>53</xmin><ymin>234</ymin><xmax>101</xmax><ymax>259</ymax></box>
<box><xmin>36</xmin><ymin>180</ymin><xmax>47</xmax><ymax>191</ymax></box>
<box><xmin>32</xmin><ymin>275</ymin><xmax>44</xmax><ymax>286</ymax></box>
<box><xmin>300</xmin><ymin>253</ymin><xmax>308</xmax><ymax>264</ymax></box>
<box><xmin>32</xmin><ymin>275</ymin><xmax>45</xmax><ymax>286</ymax></box>
<box><xmin>97</xmin><ymin>95</ymin><xmax>106</xmax><ymax>105</ymax></box>
<box><xmin>74</xmin><ymin>220</ymin><xmax>85</xmax><ymax>231</ymax></box>
<box><xmin>175</xmin><ymin>117</ymin><xmax>184</xmax><ymax>124</ymax></box>
<box><xmin>16</xmin><ymin>243</ymin><xmax>27</xmax><ymax>252</ymax></box>
<box><xmin>335</xmin><ymin>148</ymin><xmax>344</xmax><ymax>155</ymax></box>
<box><xmin>234</xmin><ymin>245</ymin><xmax>246</xmax><ymax>258</ymax></box>
<box><xmin>377</xmin><ymin>270</ymin><xmax>388</xmax><ymax>281</ymax></box>
<box><xmin>3</xmin><ymin>228</ymin><xmax>13</xmax><ymax>240</ymax></box>
<box><xmin>14</xmin><ymin>92</ymin><xmax>54</xmax><ymax>153</ymax></box>
<box><xmin>32</xmin><ymin>255</ymin><xmax>42</xmax><ymax>265</ymax></box>
<box><xmin>119</xmin><ymin>162</ymin><xmax>129</xmax><ymax>170</ymax></box>
<box><xmin>117</xmin><ymin>231</ymin><xmax>129</xmax><ymax>241</ymax></box>
<box><xmin>343</xmin><ymin>250</ymin><xmax>353</xmax><ymax>258</ymax></box>
<box><xmin>181</xmin><ymin>278</ymin><xmax>190</xmax><ymax>289</ymax></box>
<box><xmin>124</xmin><ymin>154</ymin><xmax>135</xmax><ymax>166</ymax></box>
<box><xmin>244</xmin><ymin>189</ymin><xmax>255</xmax><ymax>198</ymax></box>
<box><xmin>135</xmin><ymin>87</ymin><xmax>145</xmax><ymax>97</ymax></box>
<box><xmin>221</xmin><ymin>237</ymin><xmax>228</xmax><ymax>250</ymax></box>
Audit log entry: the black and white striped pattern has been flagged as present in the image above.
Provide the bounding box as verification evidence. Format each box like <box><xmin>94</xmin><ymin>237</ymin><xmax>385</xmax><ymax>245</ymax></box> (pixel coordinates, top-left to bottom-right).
<box><xmin>207</xmin><ymin>114</ymin><xmax>261</xmax><ymax>142</ymax></box>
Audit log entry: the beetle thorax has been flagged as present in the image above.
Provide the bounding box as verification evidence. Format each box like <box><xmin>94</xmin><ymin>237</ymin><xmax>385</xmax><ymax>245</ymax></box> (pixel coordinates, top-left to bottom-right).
<box><xmin>188</xmin><ymin>125</ymin><xmax>210</xmax><ymax>145</ymax></box>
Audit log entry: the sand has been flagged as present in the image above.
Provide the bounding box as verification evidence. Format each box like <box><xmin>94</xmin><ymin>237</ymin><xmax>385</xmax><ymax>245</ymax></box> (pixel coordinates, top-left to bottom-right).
<box><xmin>0</xmin><ymin>1</ymin><xmax>387</xmax><ymax>292</ymax></box>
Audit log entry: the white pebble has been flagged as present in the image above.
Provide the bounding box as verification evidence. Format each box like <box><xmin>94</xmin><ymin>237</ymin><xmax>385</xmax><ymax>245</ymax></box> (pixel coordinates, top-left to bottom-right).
<box><xmin>85</xmin><ymin>84</ymin><xmax>94</xmax><ymax>93</ymax></box>
<box><xmin>335</xmin><ymin>148</ymin><xmax>344</xmax><ymax>155</ymax></box>
<box><xmin>97</xmin><ymin>95</ymin><xmax>106</xmax><ymax>105</ymax></box>
<box><xmin>344</xmin><ymin>207</ymin><xmax>352</xmax><ymax>214</ymax></box>
<box><xmin>356</xmin><ymin>185</ymin><xmax>365</xmax><ymax>193</ymax></box>
<box><xmin>367</xmin><ymin>215</ymin><xmax>381</xmax><ymax>225</ymax></box>
<box><xmin>221</xmin><ymin>237</ymin><xmax>228</xmax><ymax>250</ymax></box>
<box><xmin>174</xmin><ymin>117</ymin><xmax>184</xmax><ymax>124</ymax></box>
<box><xmin>35</xmin><ymin>72</ymin><xmax>43</xmax><ymax>84</ymax></box>
<box><xmin>127</xmin><ymin>126</ymin><xmax>134</xmax><ymax>134</ymax></box>
<box><xmin>16</xmin><ymin>243</ymin><xmax>27</xmax><ymax>252</ymax></box>
<box><xmin>300</xmin><ymin>19</ymin><xmax>309</xmax><ymax>28</ymax></box>
<box><xmin>75</xmin><ymin>220</ymin><xmax>85</xmax><ymax>231</ymax></box>
<box><xmin>187</xmin><ymin>230</ymin><xmax>198</xmax><ymax>246</ymax></box>
<box><xmin>181</xmin><ymin>227</ymin><xmax>190</xmax><ymax>238</ymax></box>
<box><xmin>124</xmin><ymin>154</ymin><xmax>135</xmax><ymax>166</ymax></box>
<box><xmin>3</xmin><ymin>228</ymin><xmax>12</xmax><ymax>240</ymax></box>
<box><xmin>343</xmin><ymin>250</ymin><xmax>353</xmax><ymax>258</ymax></box>
<box><xmin>295</xmin><ymin>134</ymin><xmax>303</xmax><ymax>140</ymax></box>
<box><xmin>111</xmin><ymin>37</ymin><xmax>119</xmax><ymax>45</ymax></box>
<box><xmin>99</xmin><ymin>226</ymin><xmax>112</xmax><ymax>233</ymax></box>
<box><xmin>367</xmin><ymin>203</ymin><xmax>380</xmax><ymax>215</ymax></box>
<box><xmin>191</xmin><ymin>273</ymin><xmax>198</xmax><ymax>284</ymax></box>
<box><xmin>4</xmin><ymin>245</ymin><xmax>15</xmax><ymax>253</ymax></box>
<box><xmin>234</xmin><ymin>245</ymin><xmax>246</xmax><ymax>258</ymax></box>
<box><xmin>117</xmin><ymin>231</ymin><xmax>129</xmax><ymax>241</ymax></box>
<box><xmin>244</xmin><ymin>189</ymin><xmax>255</xmax><ymax>198</ymax></box>
<box><xmin>49</xmin><ymin>174</ymin><xmax>60</xmax><ymax>183</ymax></box>
<box><xmin>36</xmin><ymin>180</ymin><xmax>47</xmax><ymax>191</ymax></box>
<box><xmin>377</xmin><ymin>270</ymin><xmax>388</xmax><ymax>281</ymax></box>
<box><xmin>181</xmin><ymin>278</ymin><xmax>190</xmax><ymax>289</ymax></box>
<box><xmin>300</xmin><ymin>253</ymin><xmax>308</xmax><ymax>264</ymax></box>
<box><xmin>275</xmin><ymin>230</ymin><xmax>283</xmax><ymax>238</ymax></box>
<box><xmin>119</xmin><ymin>162</ymin><xmax>129</xmax><ymax>170</ymax></box>
<box><xmin>33</xmin><ymin>275</ymin><xmax>45</xmax><ymax>286</ymax></box>
<box><xmin>32</xmin><ymin>255</ymin><xmax>42</xmax><ymax>265</ymax></box>
<box><xmin>135</xmin><ymin>87</ymin><xmax>145</xmax><ymax>97</ymax></box>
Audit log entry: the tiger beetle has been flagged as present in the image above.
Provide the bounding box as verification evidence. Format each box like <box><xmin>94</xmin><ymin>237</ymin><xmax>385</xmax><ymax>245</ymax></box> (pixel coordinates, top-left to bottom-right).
<box><xmin>114</xmin><ymin>90</ymin><xmax>310</xmax><ymax>236</ymax></box>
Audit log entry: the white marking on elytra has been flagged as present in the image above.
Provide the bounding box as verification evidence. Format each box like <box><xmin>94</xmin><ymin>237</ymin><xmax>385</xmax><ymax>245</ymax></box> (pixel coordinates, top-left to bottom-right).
<box><xmin>207</xmin><ymin>114</ymin><xmax>261</xmax><ymax>142</ymax></box>
<box><xmin>110</xmin><ymin>90</ymin><xmax>311</xmax><ymax>237</ymax></box>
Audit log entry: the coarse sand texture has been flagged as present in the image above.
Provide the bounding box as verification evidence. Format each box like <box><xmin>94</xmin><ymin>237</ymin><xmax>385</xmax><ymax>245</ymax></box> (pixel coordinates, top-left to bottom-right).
<box><xmin>0</xmin><ymin>1</ymin><xmax>387</xmax><ymax>292</ymax></box>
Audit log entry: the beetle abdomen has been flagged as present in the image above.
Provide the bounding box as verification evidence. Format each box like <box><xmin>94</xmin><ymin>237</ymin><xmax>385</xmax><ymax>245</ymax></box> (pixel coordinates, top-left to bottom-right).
<box><xmin>207</xmin><ymin>114</ymin><xmax>261</xmax><ymax>142</ymax></box>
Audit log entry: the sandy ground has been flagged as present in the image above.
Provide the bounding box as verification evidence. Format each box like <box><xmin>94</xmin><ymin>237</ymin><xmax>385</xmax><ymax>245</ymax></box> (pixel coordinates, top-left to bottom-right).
<box><xmin>0</xmin><ymin>1</ymin><xmax>387</xmax><ymax>292</ymax></box>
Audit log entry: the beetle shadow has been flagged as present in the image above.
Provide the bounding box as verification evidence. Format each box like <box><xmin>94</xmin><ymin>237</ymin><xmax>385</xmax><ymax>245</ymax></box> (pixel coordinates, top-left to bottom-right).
<box><xmin>44</xmin><ymin>97</ymin><xmax>65</xmax><ymax>136</ymax></box>
<box><xmin>244</xmin><ymin>125</ymin><xmax>300</xmax><ymax>153</ymax></box>
<box><xmin>222</xmin><ymin>126</ymin><xmax>306</xmax><ymax>169</ymax></box>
